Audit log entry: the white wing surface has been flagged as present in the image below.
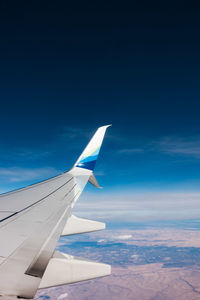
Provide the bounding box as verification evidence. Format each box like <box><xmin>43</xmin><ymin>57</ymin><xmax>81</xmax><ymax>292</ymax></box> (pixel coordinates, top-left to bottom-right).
<box><xmin>0</xmin><ymin>125</ymin><xmax>111</xmax><ymax>300</ymax></box>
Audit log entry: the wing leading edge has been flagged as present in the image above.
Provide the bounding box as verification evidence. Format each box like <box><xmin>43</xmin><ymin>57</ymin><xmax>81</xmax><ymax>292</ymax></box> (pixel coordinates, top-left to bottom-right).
<box><xmin>0</xmin><ymin>125</ymin><xmax>111</xmax><ymax>300</ymax></box>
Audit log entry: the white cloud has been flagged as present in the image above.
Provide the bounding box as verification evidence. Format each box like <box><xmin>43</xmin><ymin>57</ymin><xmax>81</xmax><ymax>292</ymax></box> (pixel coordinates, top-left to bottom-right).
<box><xmin>0</xmin><ymin>145</ymin><xmax>52</xmax><ymax>162</ymax></box>
<box><xmin>0</xmin><ymin>167</ymin><xmax>59</xmax><ymax>182</ymax></box>
<box><xmin>98</xmin><ymin>239</ymin><xmax>106</xmax><ymax>243</ymax></box>
<box><xmin>131</xmin><ymin>254</ymin><xmax>140</xmax><ymax>261</ymax></box>
<box><xmin>58</xmin><ymin>293</ymin><xmax>68</xmax><ymax>299</ymax></box>
<box><xmin>118</xmin><ymin>148</ymin><xmax>144</xmax><ymax>154</ymax></box>
<box><xmin>116</xmin><ymin>235</ymin><xmax>132</xmax><ymax>240</ymax></box>
<box><xmin>16</xmin><ymin>149</ymin><xmax>51</xmax><ymax>160</ymax></box>
<box><xmin>59</xmin><ymin>126</ymin><xmax>91</xmax><ymax>141</ymax></box>
<box><xmin>115</xmin><ymin>134</ymin><xmax>200</xmax><ymax>159</ymax></box>
<box><xmin>156</xmin><ymin>136</ymin><xmax>200</xmax><ymax>158</ymax></box>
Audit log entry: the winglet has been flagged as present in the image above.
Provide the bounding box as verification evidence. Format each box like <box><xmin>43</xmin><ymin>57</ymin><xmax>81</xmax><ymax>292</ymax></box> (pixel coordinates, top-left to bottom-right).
<box><xmin>74</xmin><ymin>125</ymin><xmax>111</xmax><ymax>171</ymax></box>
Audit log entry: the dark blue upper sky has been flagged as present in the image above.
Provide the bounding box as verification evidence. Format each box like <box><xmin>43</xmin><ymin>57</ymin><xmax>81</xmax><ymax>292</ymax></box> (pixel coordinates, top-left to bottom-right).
<box><xmin>1</xmin><ymin>1</ymin><xmax>200</xmax><ymax>194</ymax></box>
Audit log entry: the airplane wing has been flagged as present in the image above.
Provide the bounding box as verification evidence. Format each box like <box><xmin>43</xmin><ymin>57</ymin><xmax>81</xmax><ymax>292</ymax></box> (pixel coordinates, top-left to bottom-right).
<box><xmin>0</xmin><ymin>125</ymin><xmax>111</xmax><ymax>300</ymax></box>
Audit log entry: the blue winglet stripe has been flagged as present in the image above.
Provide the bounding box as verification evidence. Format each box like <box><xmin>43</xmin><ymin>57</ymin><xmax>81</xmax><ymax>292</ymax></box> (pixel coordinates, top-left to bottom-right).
<box><xmin>76</xmin><ymin>160</ymin><xmax>97</xmax><ymax>170</ymax></box>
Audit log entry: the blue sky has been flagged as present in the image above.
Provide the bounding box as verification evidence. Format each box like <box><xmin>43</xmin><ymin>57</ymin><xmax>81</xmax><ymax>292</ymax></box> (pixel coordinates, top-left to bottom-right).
<box><xmin>1</xmin><ymin>2</ymin><xmax>200</xmax><ymax>221</ymax></box>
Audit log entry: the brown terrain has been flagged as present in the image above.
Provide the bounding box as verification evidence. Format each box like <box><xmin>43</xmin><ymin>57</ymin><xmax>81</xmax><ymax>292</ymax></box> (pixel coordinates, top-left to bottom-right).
<box><xmin>35</xmin><ymin>227</ymin><xmax>200</xmax><ymax>300</ymax></box>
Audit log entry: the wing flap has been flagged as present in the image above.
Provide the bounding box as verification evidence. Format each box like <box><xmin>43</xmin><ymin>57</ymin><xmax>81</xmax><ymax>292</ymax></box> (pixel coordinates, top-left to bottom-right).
<box><xmin>61</xmin><ymin>215</ymin><xmax>105</xmax><ymax>236</ymax></box>
<box><xmin>39</xmin><ymin>251</ymin><xmax>111</xmax><ymax>289</ymax></box>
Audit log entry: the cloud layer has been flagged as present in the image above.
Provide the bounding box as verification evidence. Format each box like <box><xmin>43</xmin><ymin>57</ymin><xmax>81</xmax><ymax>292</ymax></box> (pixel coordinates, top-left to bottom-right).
<box><xmin>73</xmin><ymin>191</ymin><xmax>200</xmax><ymax>222</ymax></box>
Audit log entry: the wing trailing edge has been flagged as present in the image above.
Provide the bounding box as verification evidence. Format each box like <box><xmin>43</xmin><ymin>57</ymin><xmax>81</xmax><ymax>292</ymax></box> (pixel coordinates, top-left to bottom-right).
<box><xmin>39</xmin><ymin>251</ymin><xmax>111</xmax><ymax>289</ymax></box>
